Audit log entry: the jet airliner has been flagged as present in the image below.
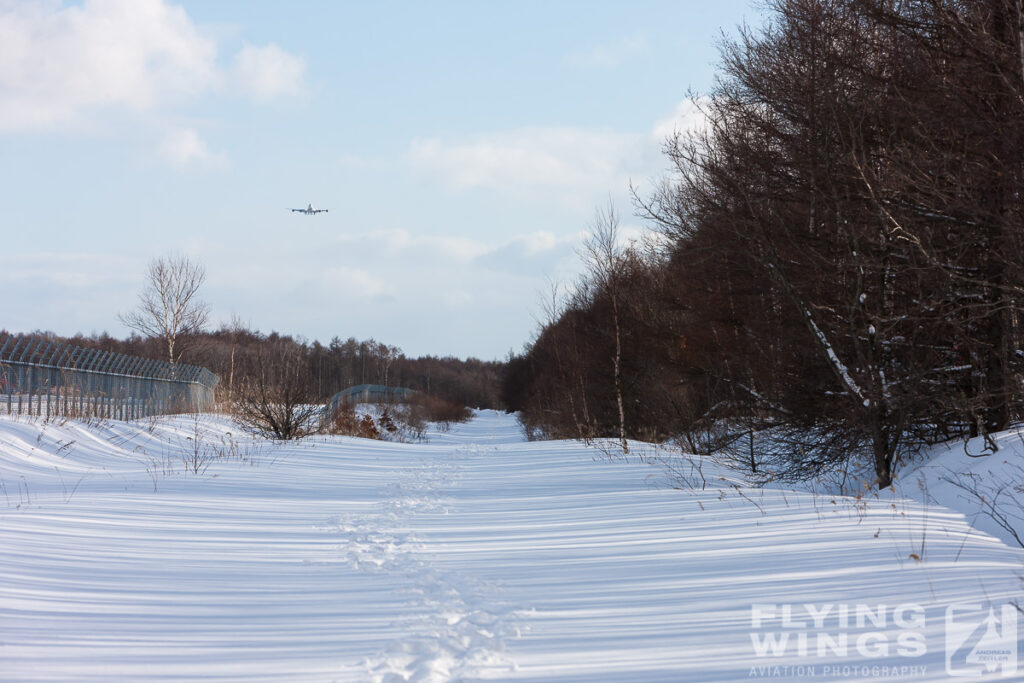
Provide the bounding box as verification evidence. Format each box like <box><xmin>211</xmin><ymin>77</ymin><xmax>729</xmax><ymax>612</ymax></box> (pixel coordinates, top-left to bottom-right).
<box><xmin>291</xmin><ymin>204</ymin><xmax>328</xmax><ymax>215</ymax></box>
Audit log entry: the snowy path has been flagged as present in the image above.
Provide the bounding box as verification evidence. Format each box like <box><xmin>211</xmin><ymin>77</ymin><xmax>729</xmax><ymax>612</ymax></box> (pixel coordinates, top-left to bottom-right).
<box><xmin>0</xmin><ymin>411</ymin><xmax>1022</xmax><ymax>681</ymax></box>
<box><xmin>328</xmin><ymin>443</ymin><xmax>524</xmax><ymax>681</ymax></box>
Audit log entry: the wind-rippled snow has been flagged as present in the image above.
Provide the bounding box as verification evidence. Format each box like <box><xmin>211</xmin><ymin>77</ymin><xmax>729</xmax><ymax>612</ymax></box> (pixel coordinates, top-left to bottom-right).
<box><xmin>0</xmin><ymin>411</ymin><xmax>1020</xmax><ymax>681</ymax></box>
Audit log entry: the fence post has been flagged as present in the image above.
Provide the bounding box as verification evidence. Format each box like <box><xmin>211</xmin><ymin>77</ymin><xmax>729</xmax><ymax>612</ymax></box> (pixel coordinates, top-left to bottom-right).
<box><xmin>27</xmin><ymin>365</ymin><xmax>34</xmax><ymax>416</ymax></box>
<box><xmin>83</xmin><ymin>370</ymin><xmax>90</xmax><ymax>419</ymax></box>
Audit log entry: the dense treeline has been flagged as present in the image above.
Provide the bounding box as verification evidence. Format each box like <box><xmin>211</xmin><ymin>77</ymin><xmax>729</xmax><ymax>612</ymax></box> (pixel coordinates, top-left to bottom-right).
<box><xmin>19</xmin><ymin>328</ymin><xmax>504</xmax><ymax>410</ymax></box>
<box><xmin>505</xmin><ymin>0</ymin><xmax>1024</xmax><ymax>488</ymax></box>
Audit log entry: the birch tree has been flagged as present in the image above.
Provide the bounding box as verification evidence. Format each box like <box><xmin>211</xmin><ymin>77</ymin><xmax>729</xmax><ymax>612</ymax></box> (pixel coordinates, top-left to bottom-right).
<box><xmin>120</xmin><ymin>255</ymin><xmax>210</xmax><ymax>368</ymax></box>
<box><xmin>582</xmin><ymin>202</ymin><xmax>630</xmax><ymax>455</ymax></box>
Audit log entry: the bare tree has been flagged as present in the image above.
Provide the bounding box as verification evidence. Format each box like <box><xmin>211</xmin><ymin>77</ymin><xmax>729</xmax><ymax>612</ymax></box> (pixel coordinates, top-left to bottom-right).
<box><xmin>506</xmin><ymin>0</ymin><xmax>1024</xmax><ymax>489</ymax></box>
<box><xmin>522</xmin><ymin>279</ymin><xmax>588</xmax><ymax>440</ymax></box>
<box><xmin>633</xmin><ymin>0</ymin><xmax>923</xmax><ymax>487</ymax></box>
<box><xmin>233</xmin><ymin>339</ymin><xmax>321</xmax><ymax>440</ymax></box>
<box><xmin>120</xmin><ymin>255</ymin><xmax>210</xmax><ymax>367</ymax></box>
<box><xmin>582</xmin><ymin>201</ymin><xmax>629</xmax><ymax>455</ymax></box>
<box><xmin>225</xmin><ymin>314</ymin><xmax>248</xmax><ymax>403</ymax></box>
<box><xmin>367</xmin><ymin>341</ymin><xmax>402</xmax><ymax>386</ymax></box>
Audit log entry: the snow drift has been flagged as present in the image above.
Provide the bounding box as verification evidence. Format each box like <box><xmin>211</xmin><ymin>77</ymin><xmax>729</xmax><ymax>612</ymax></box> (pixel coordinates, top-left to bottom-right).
<box><xmin>0</xmin><ymin>410</ymin><xmax>1020</xmax><ymax>681</ymax></box>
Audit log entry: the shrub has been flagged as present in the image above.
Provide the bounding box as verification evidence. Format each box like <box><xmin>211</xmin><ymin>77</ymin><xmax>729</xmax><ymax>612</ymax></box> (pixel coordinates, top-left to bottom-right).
<box><xmin>409</xmin><ymin>394</ymin><xmax>472</xmax><ymax>430</ymax></box>
<box><xmin>232</xmin><ymin>340</ymin><xmax>321</xmax><ymax>440</ymax></box>
<box><xmin>330</xmin><ymin>404</ymin><xmax>381</xmax><ymax>440</ymax></box>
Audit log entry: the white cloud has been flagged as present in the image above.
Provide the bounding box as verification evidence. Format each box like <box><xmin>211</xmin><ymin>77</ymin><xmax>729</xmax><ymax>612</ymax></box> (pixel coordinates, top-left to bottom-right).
<box><xmin>408</xmin><ymin>127</ymin><xmax>640</xmax><ymax>195</ymax></box>
<box><xmin>509</xmin><ymin>230</ymin><xmax>559</xmax><ymax>254</ymax></box>
<box><xmin>232</xmin><ymin>43</ymin><xmax>305</xmax><ymax>101</ymax></box>
<box><xmin>405</xmin><ymin>98</ymin><xmax>706</xmax><ymax>205</ymax></box>
<box><xmin>157</xmin><ymin>127</ymin><xmax>226</xmax><ymax>168</ymax></box>
<box><xmin>0</xmin><ymin>250</ymin><xmax>134</xmax><ymax>288</ymax></box>
<box><xmin>0</xmin><ymin>251</ymin><xmax>139</xmax><ymax>336</ymax></box>
<box><xmin>335</xmin><ymin>229</ymin><xmax>489</xmax><ymax>263</ymax></box>
<box><xmin>651</xmin><ymin>97</ymin><xmax>709</xmax><ymax>142</ymax></box>
<box><xmin>0</xmin><ymin>0</ymin><xmax>218</xmax><ymax>131</ymax></box>
<box><xmin>0</xmin><ymin>0</ymin><xmax>306</xmax><ymax>169</ymax></box>
<box><xmin>326</xmin><ymin>226</ymin><xmax>581</xmax><ymax>280</ymax></box>
<box><xmin>565</xmin><ymin>31</ymin><xmax>648</xmax><ymax>68</ymax></box>
<box><xmin>473</xmin><ymin>230</ymin><xmax>582</xmax><ymax>277</ymax></box>
<box><xmin>321</xmin><ymin>266</ymin><xmax>388</xmax><ymax>298</ymax></box>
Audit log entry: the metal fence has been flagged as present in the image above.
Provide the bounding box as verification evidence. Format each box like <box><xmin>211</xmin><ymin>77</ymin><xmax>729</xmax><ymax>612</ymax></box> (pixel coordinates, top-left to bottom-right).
<box><xmin>324</xmin><ymin>384</ymin><xmax>418</xmax><ymax>421</ymax></box>
<box><xmin>0</xmin><ymin>333</ymin><xmax>219</xmax><ymax>420</ymax></box>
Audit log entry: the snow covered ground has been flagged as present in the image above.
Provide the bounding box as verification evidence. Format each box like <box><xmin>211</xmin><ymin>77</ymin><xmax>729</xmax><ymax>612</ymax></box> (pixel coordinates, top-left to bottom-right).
<box><xmin>0</xmin><ymin>410</ymin><xmax>1021</xmax><ymax>681</ymax></box>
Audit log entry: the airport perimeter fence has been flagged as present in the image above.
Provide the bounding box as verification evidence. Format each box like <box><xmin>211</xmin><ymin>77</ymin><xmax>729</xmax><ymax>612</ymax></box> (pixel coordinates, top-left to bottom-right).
<box><xmin>0</xmin><ymin>333</ymin><xmax>219</xmax><ymax>421</ymax></box>
<box><xmin>323</xmin><ymin>384</ymin><xmax>418</xmax><ymax>422</ymax></box>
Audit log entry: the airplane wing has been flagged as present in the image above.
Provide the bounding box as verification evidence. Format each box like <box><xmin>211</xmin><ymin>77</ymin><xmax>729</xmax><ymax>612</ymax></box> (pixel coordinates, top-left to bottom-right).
<box><xmin>290</xmin><ymin>208</ymin><xmax>302</xmax><ymax>212</ymax></box>
<box><xmin>315</xmin><ymin>209</ymin><xmax>328</xmax><ymax>213</ymax></box>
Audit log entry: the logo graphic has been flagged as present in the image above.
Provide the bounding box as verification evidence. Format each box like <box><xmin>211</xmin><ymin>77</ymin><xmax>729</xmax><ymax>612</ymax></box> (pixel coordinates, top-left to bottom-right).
<box><xmin>946</xmin><ymin>603</ymin><xmax>1018</xmax><ymax>677</ymax></box>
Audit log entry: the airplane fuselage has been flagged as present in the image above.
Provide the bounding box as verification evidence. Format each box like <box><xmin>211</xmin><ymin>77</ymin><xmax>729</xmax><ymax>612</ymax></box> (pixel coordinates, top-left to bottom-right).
<box><xmin>291</xmin><ymin>203</ymin><xmax>328</xmax><ymax>215</ymax></box>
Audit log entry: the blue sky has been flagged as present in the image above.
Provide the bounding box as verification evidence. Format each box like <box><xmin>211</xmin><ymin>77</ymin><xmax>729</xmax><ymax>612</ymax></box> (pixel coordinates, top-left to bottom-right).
<box><xmin>1</xmin><ymin>0</ymin><xmax>764</xmax><ymax>359</ymax></box>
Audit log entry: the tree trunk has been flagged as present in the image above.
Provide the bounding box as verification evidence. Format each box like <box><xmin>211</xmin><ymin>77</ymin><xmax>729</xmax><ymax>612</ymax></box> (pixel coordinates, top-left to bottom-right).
<box><xmin>612</xmin><ymin>291</ymin><xmax>628</xmax><ymax>454</ymax></box>
<box><xmin>870</xmin><ymin>403</ymin><xmax>893</xmax><ymax>489</ymax></box>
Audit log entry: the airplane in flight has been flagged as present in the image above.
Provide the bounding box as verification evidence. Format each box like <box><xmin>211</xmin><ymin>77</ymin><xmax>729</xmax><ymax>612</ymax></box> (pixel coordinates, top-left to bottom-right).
<box><xmin>290</xmin><ymin>203</ymin><xmax>328</xmax><ymax>215</ymax></box>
